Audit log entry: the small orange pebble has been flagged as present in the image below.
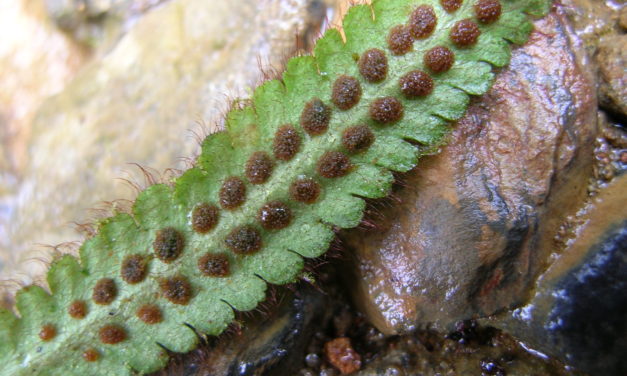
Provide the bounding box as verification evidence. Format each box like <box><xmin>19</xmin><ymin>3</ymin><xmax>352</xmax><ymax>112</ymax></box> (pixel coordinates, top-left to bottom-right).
<box><xmin>324</xmin><ymin>337</ymin><xmax>362</xmax><ymax>374</ymax></box>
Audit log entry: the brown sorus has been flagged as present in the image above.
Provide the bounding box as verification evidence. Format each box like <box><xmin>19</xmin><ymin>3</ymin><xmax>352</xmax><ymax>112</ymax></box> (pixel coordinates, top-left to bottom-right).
<box><xmin>153</xmin><ymin>227</ymin><xmax>185</xmax><ymax>263</ymax></box>
<box><xmin>273</xmin><ymin>125</ymin><xmax>301</xmax><ymax>161</ymax></box>
<box><xmin>245</xmin><ymin>151</ymin><xmax>274</xmax><ymax>184</ymax></box>
<box><xmin>160</xmin><ymin>276</ymin><xmax>193</xmax><ymax>305</ymax></box>
<box><xmin>399</xmin><ymin>70</ymin><xmax>434</xmax><ymax>98</ymax></box>
<box><xmin>225</xmin><ymin>226</ymin><xmax>262</xmax><ymax>254</ymax></box>
<box><xmin>424</xmin><ymin>46</ymin><xmax>455</xmax><ymax>73</ymax></box>
<box><xmin>409</xmin><ymin>5</ymin><xmax>437</xmax><ymax>39</ymax></box>
<box><xmin>342</xmin><ymin>125</ymin><xmax>375</xmax><ymax>153</ymax></box>
<box><xmin>191</xmin><ymin>203</ymin><xmax>219</xmax><ymax>234</ymax></box>
<box><xmin>317</xmin><ymin>151</ymin><xmax>353</xmax><ymax>178</ymax></box>
<box><xmin>387</xmin><ymin>25</ymin><xmax>413</xmax><ymax>55</ymax></box>
<box><xmin>441</xmin><ymin>0</ymin><xmax>463</xmax><ymax>13</ymax></box>
<box><xmin>137</xmin><ymin>304</ymin><xmax>163</xmax><ymax>324</ymax></box>
<box><xmin>198</xmin><ymin>253</ymin><xmax>230</xmax><ymax>277</ymax></box>
<box><xmin>332</xmin><ymin>75</ymin><xmax>362</xmax><ymax>110</ymax></box>
<box><xmin>258</xmin><ymin>201</ymin><xmax>292</xmax><ymax>230</ymax></box>
<box><xmin>39</xmin><ymin>324</ymin><xmax>56</xmax><ymax>341</ymax></box>
<box><xmin>289</xmin><ymin>178</ymin><xmax>321</xmax><ymax>204</ymax></box>
<box><xmin>219</xmin><ymin>177</ymin><xmax>246</xmax><ymax>210</ymax></box>
<box><xmin>369</xmin><ymin>97</ymin><xmax>404</xmax><ymax>124</ymax></box>
<box><xmin>301</xmin><ymin>98</ymin><xmax>331</xmax><ymax>136</ymax></box>
<box><xmin>359</xmin><ymin>49</ymin><xmax>388</xmax><ymax>83</ymax></box>
<box><xmin>92</xmin><ymin>278</ymin><xmax>117</xmax><ymax>305</ymax></box>
<box><xmin>450</xmin><ymin>19</ymin><xmax>481</xmax><ymax>47</ymax></box>
<box><xmin>82</xmin><ymin>348</ymin><xmax>100</xmax><ymax>362</ymax></box>
<box><xmin>68</xmin><ymin>300</ymin><xmax>87</xmax><ymax>319</ymax></box>
<box><xmin>475</xmin><ymin>0</ymin><xmax>502</xmax><ymax>24</ymax></box>
<box><xmin>120</xmin><ymin>255</ymin><xmax>148</xmax><ymax>284</ymax></box>
<box><xmin>99</xmin><ymin>324</ymin><xmax>126</xmax><ymax>344</ymax></box>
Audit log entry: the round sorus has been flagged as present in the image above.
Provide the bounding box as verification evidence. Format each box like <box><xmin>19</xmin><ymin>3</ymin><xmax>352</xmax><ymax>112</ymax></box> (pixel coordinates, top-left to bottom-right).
<box><xmin>258</xmin><ymin>201</ymin><xmax>292</xmax><ymax>230</ymax></box>
<box><xmin>399</xmin><ymin>70</ymin><xmax>434</xmax><ymax>98</ymax></box>
<box><xmin>342</xmin><ymin>125</ymin><xmax>375</xmax><ymax>153</ymax></box>
<box><xmin>68</xmin><ymin>300</ymin><xmax>87</xmax><ymax>319</ymax></box>
<box><xmin>450</xmin><ymin>19</ymin><xmax>481</xmax><ymax>47</ymax></box>
<box><xmin>409</xmin><ymin>5</ymin><xmax>437</xmax><ymax>39</ymax></box>
<box><xmin>39</xmin><ymin>324</ymin><xmax>56</xmax><ymax>341</ymax></box>
<box><xmin>359</xmin><ymin>49</ymin><xmax>388</xmax><ymax>83</ymax></box>
<box><xmin>92</xmin><ymin>278</ymin><xmax>117</xmax><ymax>305</ymax></box>
<box><xmin>191</xmin><ymin>202</ymin><xmax>219</xmax><ymax>234</ymax></box>
<box><xmin>317</xmin><ymin>151</ymin><xmax>353</xmax><ymax>178</ymax></box>
<box><xmin>225</xmin><ymin>225</ymin><xmax>262</xmax><ymax>254</ymax></box>
<box><xmin>82</xmin><ymin>348</ymin><xmax>100</xmax><ymax>362</ymax></box>
<box><xmin>273</xmin><ymin>125</ymin><xmax>301</xmax><ymax>161</ymax></box>
<box><xmin>301</xmin><ymin>98</ymin><xmax>331</xmax><ymax>136</ymax></box>
<box><xmin>99</xmin><ymin>324</ymin><xmax>126</xmax><ymax>344</ymax></box>
<box><xmin>198</xmin><ymin>253</ymin><xmax>230</xmax><ymax>277</ymax></box>
<box><xmin>245</xmin><ymin>151</ymin><xmax>274</xmax><ymax>184</ymax></box>
<box><xmin>424</xmin><ymin>46</ymin><xmax>455</xmax><ymax>73</ymax></box>
<box><xmin>332</xmin><ymin>75</ymin><xmax>362</xmax><ymax>110</ymax></box>
<box><xmin>289</xmin><ymin>178</ymin><xmax>321</xmax><ymax>204</ymax></box>
<box><xmin>387</xmin><ymin>25</ymin><xmax>413</xmax><ymax>55</ymax></box>
<box><xmin>474</xmin><ymin>0</ymin><xmax>502</xmax><ymax>24</ymax></box>
<box><xmin>369</xmin><ymin>97</ymin><xmax>404</xmax><ymax>124</ymax></box>
<box><xmin>160</xmin><ymin>276</ymin><xmax>193</xmax><ymax>305</ymax></box>
<box><xmin>137</xmin><ymin>304</ymin><xmax>163</xmax><ymax>324</ymax></box>
<box><xmin>120</xmin><ymin>254</ymin><xmax>147</xmax><ymax>284</ymax></box>
<box><xmin>441</xmin><ymin>0</ymin><xmax>463</xmax><ymax>13</ymax></box>
<box><xmin>219</xmin><ymin>177</ymin><xmax>246</xmax><ymax>210</ymax></box>
<box><xmin>153</xmin><ymin>227</ymin><xmax>185</xmax><ymax>263</ymax></box>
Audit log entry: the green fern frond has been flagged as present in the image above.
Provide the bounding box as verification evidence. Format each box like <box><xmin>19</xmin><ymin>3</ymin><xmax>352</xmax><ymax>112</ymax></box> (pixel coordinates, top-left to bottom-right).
<box><xmin>0</xmin><ymin>0</ymin><xmax>550</xmax><ymax>374</ymax></box>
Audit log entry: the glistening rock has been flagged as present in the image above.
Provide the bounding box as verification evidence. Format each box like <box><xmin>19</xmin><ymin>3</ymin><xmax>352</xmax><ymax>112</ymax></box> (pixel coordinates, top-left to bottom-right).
<box><xmin>487</xmin><ymin>175</ymin><xmax>627</xmax><ymax>376</ymax></box>
<box><xmin>345</xmin><ymin>9</ymin><xmax>597</xmax><ymax>334</ymax></box>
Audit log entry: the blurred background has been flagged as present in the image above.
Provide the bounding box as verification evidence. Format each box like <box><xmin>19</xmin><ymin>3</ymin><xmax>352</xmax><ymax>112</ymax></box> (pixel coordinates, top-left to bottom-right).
<box><xmin>0</xmin><ymin>0</ymin><xmax>344</xmax><ymax>300</ymax></box>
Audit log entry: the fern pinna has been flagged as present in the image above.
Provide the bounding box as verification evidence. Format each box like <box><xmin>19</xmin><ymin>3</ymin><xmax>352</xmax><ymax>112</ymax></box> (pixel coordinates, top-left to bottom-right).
<box><xmin>0</xmin><ymin>0</ymin><xmax>549</xmax><ymax>374</ymax></box>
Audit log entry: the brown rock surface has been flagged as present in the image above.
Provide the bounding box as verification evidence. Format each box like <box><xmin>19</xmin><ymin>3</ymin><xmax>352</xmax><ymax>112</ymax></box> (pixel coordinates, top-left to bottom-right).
<box><xmin>345</xmin><ymin>9</ymin><xmax>597</xmax><ymax>334</ymax></box>
<box><xmin>487</xmin><ymin>174</ymin><xmax>627</xmax><ymax>375</ymax></box>
<box><xmin>597</xmin><ymin>34</ymin><xmax>627</xmax><ymax>120</ymax></box>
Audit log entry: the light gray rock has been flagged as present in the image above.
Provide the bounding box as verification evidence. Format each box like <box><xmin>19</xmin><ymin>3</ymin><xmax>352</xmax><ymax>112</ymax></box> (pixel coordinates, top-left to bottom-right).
<box><xmin>0</xmin><ymin>0</ymin><xmax>326</xmax><ymax>292</ymax></box>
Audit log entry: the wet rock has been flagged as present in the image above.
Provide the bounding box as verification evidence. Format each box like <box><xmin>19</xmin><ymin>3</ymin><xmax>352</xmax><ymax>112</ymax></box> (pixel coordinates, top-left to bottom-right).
<box><xmin>597</xmin><ymin>35</ymin><xmax>627</xmax><ymax>121</ymax></box>
<box><xmin>345</xmin><ymin>9</ymin><xmax>597</xmax><ymax>334</ymax></box>
<box><xmin>560</xmin><ymin>0</ymin><xmax>617</xmax><ymax>56</ymax></box>
<box><xmin>0</xmin><ymin>0</ymin><xmax>326</xmax><ymax>290</ymax></box>
<box><xmin>156</xmin><ymin>284</ymin><xmax>330</xmax><ymax>376</ymax></box>
<box><xmin>353</xmin><ymin>326</ymin><xmax>579</xmax><ymax>376</ymax></box>
<box><xmin>486</xmin><ymin>174</ymin><xmax>627</xmax><ymax>376</ymax></box>
<box><xmin>592</xmin><ymin>113</ymin><xmax>627</xmax><ymax>190</ymax></box>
